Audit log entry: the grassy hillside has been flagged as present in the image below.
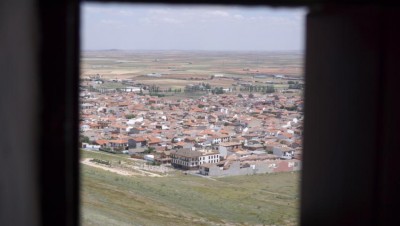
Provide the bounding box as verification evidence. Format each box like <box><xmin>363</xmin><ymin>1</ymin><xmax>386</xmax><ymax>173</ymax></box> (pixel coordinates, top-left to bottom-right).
<box><xmin>81</xmin><ymin>151</ymin><xmax>300</xmax><ymax>226</ymax></box>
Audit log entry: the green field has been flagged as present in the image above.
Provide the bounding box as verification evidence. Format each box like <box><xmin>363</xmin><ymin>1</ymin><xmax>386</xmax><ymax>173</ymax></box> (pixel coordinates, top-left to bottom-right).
<box><xmin>81</xmin><ymin>151</ymin><xmax>300</xmax><ymax>226</ymax></box>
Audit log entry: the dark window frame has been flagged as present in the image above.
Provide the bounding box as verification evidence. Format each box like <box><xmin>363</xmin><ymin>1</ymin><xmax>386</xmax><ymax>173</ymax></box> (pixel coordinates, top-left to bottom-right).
<box><xmin>37</xmin><ymin>1</ymin><xmax>400</xmax><ymax>226</ymax></box>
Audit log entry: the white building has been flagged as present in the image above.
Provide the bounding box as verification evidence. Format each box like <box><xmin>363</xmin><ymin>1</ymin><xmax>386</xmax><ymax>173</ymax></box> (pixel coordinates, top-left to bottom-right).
<box><xmin>80</xmin><ymin>124</ymin><xmax>90</xmax><ymax>132</ymax></box>
<box><xmin>121</xmin><ymin>87</ymin><xmax>141</xmax><ymax>92</ymax></box>
<box><xmin>273</xmin><ymin>146</ymin><xmax>295</xmax><ymax>159</ymax></box>
<box><xmin>127</xmin><ymin>117</ymin><xmax>144</xmax><ymax>125</ymax></box>
<box><xmin>144</xmin><ymin>154</ymin><xmax>155</xmax><ymax>162</ymax></box>
<box><xmin>171</xmin><ymin>149</ymin><xmax>220</xmax><ymax>170</ymax></box>
<box><xmin>198</xmin><ymin>151</ymin><xmax>220</xmax><ymax>165</ymax></box>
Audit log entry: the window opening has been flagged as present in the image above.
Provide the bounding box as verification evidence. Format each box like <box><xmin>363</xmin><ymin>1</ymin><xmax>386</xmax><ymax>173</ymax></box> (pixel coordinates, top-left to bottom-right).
<box><xmin>80</xmin><ymin>3</ymin><xmax>306</xmax><ymax>225</ymax></box>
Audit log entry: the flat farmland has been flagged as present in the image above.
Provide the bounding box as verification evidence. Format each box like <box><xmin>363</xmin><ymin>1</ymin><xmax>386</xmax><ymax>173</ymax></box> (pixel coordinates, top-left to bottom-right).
<box><xmin>81</xmin><ymin>50</ymin><xmax>304</xmax><ymax>83</ymax></box>
<box><xmin>81</xmin><ymin>150</ymin><xmax>300</xmax><ymax>226</ymax></box>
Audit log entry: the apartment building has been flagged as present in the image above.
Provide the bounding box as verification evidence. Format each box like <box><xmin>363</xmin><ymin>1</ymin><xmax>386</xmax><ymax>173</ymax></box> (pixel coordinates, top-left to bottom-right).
<box><xmin>171</xmin><ymin>148</ymin><xmax>220</xmax><ymax>170</ymax></box>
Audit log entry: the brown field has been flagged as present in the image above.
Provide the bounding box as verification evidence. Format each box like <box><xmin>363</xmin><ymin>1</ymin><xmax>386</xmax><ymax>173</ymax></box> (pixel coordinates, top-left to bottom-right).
<box><xmin>81</xmin><ymin>51</ymin><xmax>304</xmax><ymax>87</ymax></box>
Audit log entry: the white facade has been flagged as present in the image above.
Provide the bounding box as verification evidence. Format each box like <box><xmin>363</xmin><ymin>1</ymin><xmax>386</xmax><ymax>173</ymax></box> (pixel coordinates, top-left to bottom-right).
<box><xmin>212</xmin><ymin>135</ymin><xmax>230</xmax><ymax>144</ymax></box>
<box><xmin>218</xmin><ymin>146</ymin><xmax>228</xmax><ymax>158</ymax></box>
<box><xmin>273</xmin><ymin>147</ymin><xmax>294</xmax><ymax>159</ymax></box>
<box><xmin>171</xmin><ymin>150</ymin><xmax>220</xmax><ymax>169</ymax></box>
<box><xmin>144</xmin><ymin>154</ymin><xmax>155</xmax><ymax>162</ymax></box>
<box><xmin>212</xmin><ymin>137</ymin><xmax>222</xmax><ymax>144</ymax></box>
<box><xmin>122</xmin><ymin>87</ymin><xmax>141</xmax><ymax>92</ymax></box>
<box><xmin>198</xmin><ymin>153</ymin><xmax>220</xmax><ymax>165</ymax></box>
<box><xmin>80</xmin><ymin>124</ymin><xmax>90</xmax><ymax>132</ymax></box>
<box><xmin>127</xmin><ymin>117</ymin><xmax>144</xmax><ymax>125</ymax></box>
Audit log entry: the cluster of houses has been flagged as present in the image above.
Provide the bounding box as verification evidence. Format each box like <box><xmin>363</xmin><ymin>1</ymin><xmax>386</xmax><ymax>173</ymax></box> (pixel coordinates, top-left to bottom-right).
<box><xmin>80</xmin><ymin>82</ymin><xmax>303</xmax><ymax>176</ymax></box>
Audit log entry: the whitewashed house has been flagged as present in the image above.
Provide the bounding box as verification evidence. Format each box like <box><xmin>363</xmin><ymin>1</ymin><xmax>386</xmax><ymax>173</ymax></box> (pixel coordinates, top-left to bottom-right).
<box><xmin>273</xmin><ymin>146</ymin><xmax>295</xmax><ymax>159</ymax></box>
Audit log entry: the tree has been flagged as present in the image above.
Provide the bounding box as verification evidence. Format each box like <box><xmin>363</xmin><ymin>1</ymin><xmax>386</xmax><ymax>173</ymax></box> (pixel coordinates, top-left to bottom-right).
<box><xmin>214</xmin><ymin>87</ymin><xmax>224</xmax><ymax>94</ymax></box>
<box><xmin>144</xmin><ymin>147</ymin><xmax>155</xmax><ymax>154</ymax></box>
<box><xmin>80</xmin><ymin>135</ymin><xmax>90</xmax><ymax>144</ymax></box>
<box><xmin>265</xmin><ymin>85</ymin><xmax>276</xmax><ymax>93</ymax></box>
<box><xmin>125</xmin><ymin>114</ymin><xmax>136</xmax><ymax>119</ymax></box>
<box><xmin>286</xmin><ymin>105</ymin><xmax>298</xmax><ymax>111</ymax></box>
<box><xmin>249</xmin><ymin>93</ymin><xmax>255</xmax><ymax>98</ymax></box>
<box><xmin>289</xmin><ymin>84</ymin><xmax>302</xmax><ymax>89</ymax></box>
<box><xmin>238</xmin><ymin>93</ymin><xmax>243</xmax><ymax>98</ymax></box>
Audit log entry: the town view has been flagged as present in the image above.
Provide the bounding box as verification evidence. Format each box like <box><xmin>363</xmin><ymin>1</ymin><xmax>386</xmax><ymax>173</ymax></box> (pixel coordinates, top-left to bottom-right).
<box><xmin>80</xmin><ymin>4</ymin><xmax>305</xmax><ymax>226</ymax></box>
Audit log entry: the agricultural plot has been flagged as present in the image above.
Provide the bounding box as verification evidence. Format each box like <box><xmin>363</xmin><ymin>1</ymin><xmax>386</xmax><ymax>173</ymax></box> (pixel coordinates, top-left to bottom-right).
<box><xmin>81</xmin><ymin>50</ymin><xmax>303</xmax><ymax>82</ymax></box>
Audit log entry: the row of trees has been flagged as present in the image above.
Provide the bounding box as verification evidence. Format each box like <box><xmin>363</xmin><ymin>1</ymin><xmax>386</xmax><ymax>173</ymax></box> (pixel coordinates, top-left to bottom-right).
<box><xmin>238</xmin><ymin>93</ymin><xmax>255</xmax><ymax>98</ymax></box>
<box><xmin>288</xmin><ymin>84</ymin><xmax>303</xmax><ymax>89</ymax></box>
<box><xmin>184</xmin><ymin>83</ymin><xmax>211</xmax><ymax>93</ymax></box>
<box><xmin>287</xmin><ymin>81</ymin><xmax>303</xmax><ymax>89</ymax></box>
<box><xmin>88</xmin><ymin>83</ymin><xmax>278</xmax><ymax>96</ymax></box>
<box><xmin>145</xmin><ymin>85</ymin><xmax>183</xmax><ymax>93</ymax></box>
<box><xmin>239</xmin><ymin>85</ymin><xmax>276</xmax><ymax>93</ymax></box>
<box><xmin>211</xmin><ymin>87</ymin><xmax>225</xmax><ymax>95</ymax></box>
<box><xmin>183</xmin><ymin>84</ymin><xmax>276</xmax><ymax>95</ymax></box>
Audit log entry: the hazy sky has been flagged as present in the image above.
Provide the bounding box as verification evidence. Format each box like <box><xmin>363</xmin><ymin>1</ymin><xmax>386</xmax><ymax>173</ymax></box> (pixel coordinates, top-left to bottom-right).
<box><xmin>81</xmin><ymin>3</ymin><xmax>306</xmax><ymax>51</ymax></box>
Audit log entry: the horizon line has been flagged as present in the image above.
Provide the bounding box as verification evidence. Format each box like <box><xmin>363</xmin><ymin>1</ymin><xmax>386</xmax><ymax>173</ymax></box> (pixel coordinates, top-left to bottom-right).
<box><xmin>81</xmin><ymin>49</ymin><xmax>304</xmax><ymax>52</ymax></box>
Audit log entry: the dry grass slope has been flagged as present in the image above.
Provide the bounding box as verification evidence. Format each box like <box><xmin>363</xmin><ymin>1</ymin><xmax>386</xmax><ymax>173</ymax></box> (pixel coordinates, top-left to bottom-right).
<box><xmin>81</xmin><ymin>151</ymin><xmax>300</xmax><ymax>226</ymax></box>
